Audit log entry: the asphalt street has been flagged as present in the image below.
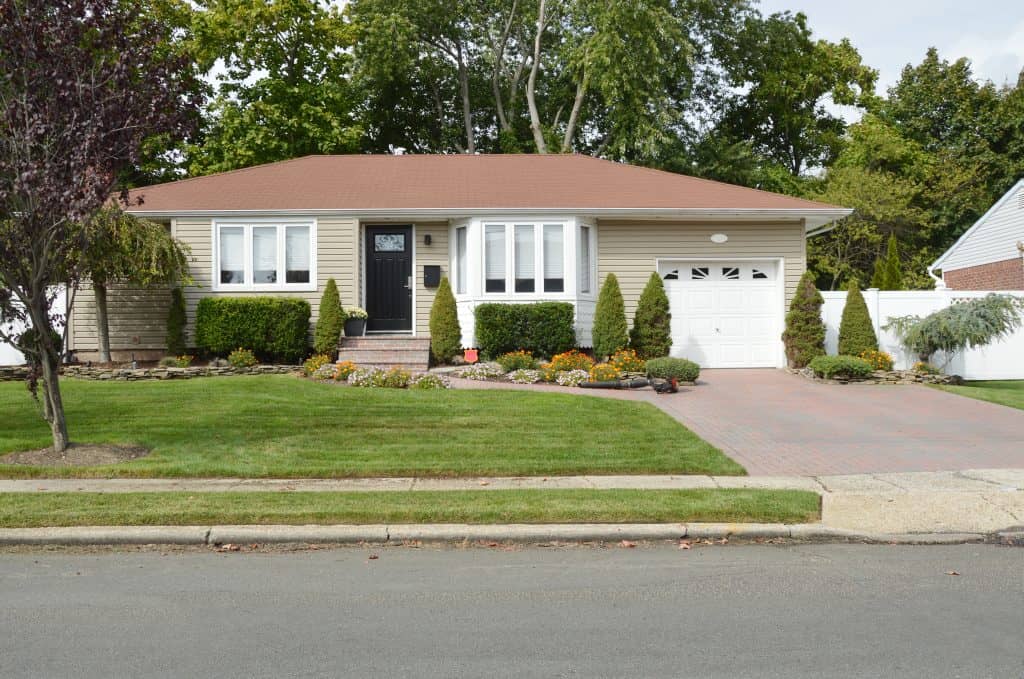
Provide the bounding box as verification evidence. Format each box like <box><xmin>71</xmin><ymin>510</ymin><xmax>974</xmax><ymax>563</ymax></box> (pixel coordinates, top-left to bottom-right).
<box><xmin>0</xmin><ymin>543</ymin><xmax>1021</xmax><ymax>678</ymax></box>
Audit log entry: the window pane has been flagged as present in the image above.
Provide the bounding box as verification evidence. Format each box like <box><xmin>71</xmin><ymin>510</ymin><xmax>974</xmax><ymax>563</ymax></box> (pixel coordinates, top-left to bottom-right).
<box><xmin>485</xmin><ymin>225</ymin><xmax>506</xmax><ymax>293</ymax></box>
<box><xmin>219</xmin><ymin>226</ymin><xmax>244</xmax><ymax>285</ymax></box>
<box><xmin>514</xmin><ymin>224</ymin><xmax>535</xmax><ymax>293</ymax></box>
<box><xmin>579</xmin><ymin>226</ymin><xmax>591</xmax><ymax>293</ymax></box>
<box><xmin>543</xmin><ymin>224</ymin><xmax>564</xmax><ymax>292</ymax></box>
<box><xmin>455</xmin><ymin>227</ymin><xmax>467</xmax><ymax>295</ymax></box>
<box><xmin>286</xmin><ymin>225</ymin><xmax>310</xmax><ymax>284</ymax></box>
<box><xmin>252</xmin><ymin>226</ymin><xmax>277</xmax><ymax>284</ymax></box>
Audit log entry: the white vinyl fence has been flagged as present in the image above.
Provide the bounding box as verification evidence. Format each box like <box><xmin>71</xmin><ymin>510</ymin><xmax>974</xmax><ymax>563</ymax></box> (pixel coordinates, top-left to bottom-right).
<box><xmin>0</xmin><ymin>288</ymin><xmax>67</xmax><ymax>366</ymax></box>
<box><xmin>820</xmin><ymin>289</ymin><xmax>1024</xmax><ymax>380</ymax></box>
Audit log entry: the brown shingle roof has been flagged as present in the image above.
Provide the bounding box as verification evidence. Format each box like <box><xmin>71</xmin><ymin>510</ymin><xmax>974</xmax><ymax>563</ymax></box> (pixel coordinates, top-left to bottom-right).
<box><xmin>126</xmin><ymin>154</ymin><xmax>844</xmax><ymax>213</ymax></box>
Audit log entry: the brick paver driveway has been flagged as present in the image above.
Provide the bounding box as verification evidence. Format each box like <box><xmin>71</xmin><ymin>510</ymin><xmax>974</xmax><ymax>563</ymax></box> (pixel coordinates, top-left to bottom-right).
<box><xmin>651</xmin><ymin>369</ymin><xmax>1024</xmax><ymax>476</ymax></box>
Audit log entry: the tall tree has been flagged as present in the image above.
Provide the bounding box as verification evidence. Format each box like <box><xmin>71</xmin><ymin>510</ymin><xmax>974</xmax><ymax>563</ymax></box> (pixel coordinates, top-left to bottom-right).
<box><xmin>0</xmin><ymin>0</ymin><xmax>198</xmax><ymax>452</ymax></box>
<box><xmin>80</xmin><ymin>208</ymin><xmax>193</xmax><ymax>363</ymax></box>
<box><xmin>189</xmin><ymin>0</ymin><xmax>361</xmax><ymax>174</ymax></box>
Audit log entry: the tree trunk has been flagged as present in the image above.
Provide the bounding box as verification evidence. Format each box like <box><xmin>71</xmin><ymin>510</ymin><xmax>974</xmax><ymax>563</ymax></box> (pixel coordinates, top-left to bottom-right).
<box><xmin>526</xmin><ymin>0</ymin><xmax>548</xmax><ymax>154</ymax></box>
<box><xmin>40</xmin><ymin>349</ymin><xmax>69</xmax><ymax>453</ymax></box>
<box><xmin>457</xmin><ymin>44</ymin><xmax>475</xmax><ymax>154</ymax></box>
<box><xmin>562</xmin><ymin>74</ymin><xmax>588</xmax><ymax>153</ymax></box>
<box><xmin>94</xmin><ymin>281</ymin><xmax>111</xmax><ymax>363</ymax></box>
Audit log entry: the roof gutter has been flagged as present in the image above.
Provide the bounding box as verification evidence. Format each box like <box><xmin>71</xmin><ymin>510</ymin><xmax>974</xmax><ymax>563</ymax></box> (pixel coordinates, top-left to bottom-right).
<box><xmin>127</xmin><ymin>207</ymin><xmax>852</xmax><ymax>232</ymax></box>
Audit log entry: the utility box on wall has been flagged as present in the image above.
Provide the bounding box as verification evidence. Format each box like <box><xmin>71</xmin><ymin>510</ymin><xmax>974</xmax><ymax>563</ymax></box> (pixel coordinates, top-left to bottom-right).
<box><xmin>423</xmin><ymin>265</ymin><xmax>442</xmax><ymax>288</ymax></box>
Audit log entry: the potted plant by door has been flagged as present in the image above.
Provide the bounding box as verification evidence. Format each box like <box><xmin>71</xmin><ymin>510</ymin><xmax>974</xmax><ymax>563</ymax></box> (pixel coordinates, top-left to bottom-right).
<box><xmin>343</xmin><ymin>307</ymin><xmax>368</xmax><ymax>337</ymax></box>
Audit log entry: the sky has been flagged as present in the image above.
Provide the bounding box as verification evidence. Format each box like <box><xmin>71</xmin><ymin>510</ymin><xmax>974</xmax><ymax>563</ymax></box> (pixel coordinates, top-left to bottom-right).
<box><xmin>758</xmin><ymin>0</ymin><xmax>1024</xmax><ymax>93</ymax></box>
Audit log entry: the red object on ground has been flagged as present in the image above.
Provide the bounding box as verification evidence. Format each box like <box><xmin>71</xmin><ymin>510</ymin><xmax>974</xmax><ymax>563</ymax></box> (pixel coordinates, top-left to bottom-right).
<box><xmin>464</xmin><ymin>349</ymin><xmax>479</xmax><ymax>364</ymax></box>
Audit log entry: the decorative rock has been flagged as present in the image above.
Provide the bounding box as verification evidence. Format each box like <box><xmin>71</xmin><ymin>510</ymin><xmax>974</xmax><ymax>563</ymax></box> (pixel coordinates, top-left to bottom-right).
<box><xmin>0</xmin><ymin>364</ymin><xmax>299</xmax><ymax>382</ymax></box>
<box><xmin>791</xmin><ymin>367</ymin><xmax>959</xmax><ymax>386</ymax></box>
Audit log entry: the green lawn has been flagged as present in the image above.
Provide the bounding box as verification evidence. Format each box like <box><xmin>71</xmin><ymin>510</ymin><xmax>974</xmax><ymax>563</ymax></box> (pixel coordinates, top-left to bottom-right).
<box><xmin>935</xmin><ymin>380</ymin><xmax>1024</xmax><ymax>411</ymax></box>
<box><xmin>0</xmin><ymin>376</ymin><xmax>743</xmax><ymax>478</ymax></box>
<box><xmin>0</xmin><ymin>489</ymin><xmax>817</xmax><ymax>527</ymax></box>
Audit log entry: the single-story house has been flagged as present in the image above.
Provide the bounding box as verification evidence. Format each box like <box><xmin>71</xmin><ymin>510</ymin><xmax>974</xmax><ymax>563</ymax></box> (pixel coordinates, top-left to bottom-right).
<box><xmin>930</xmin><ymin>178</ymin><xmax>1024</xmax><ymax>290</ymax></box>
<box><xmin>66</xmin><ymin>154</ymin><xmax>850</xmax><ymax>368</ymax></box>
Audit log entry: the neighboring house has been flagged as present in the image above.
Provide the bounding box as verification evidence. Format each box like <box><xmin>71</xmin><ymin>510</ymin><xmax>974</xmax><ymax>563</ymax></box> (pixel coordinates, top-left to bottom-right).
<box><xmin>66</xmin><ymin>154</ymin><xmax>849</xmax><ymax>368</ymax></box>
<box><xmin>930</xmin><ymin>179</ymin><xmax>1024</xmax><ymax>290</ymax></box>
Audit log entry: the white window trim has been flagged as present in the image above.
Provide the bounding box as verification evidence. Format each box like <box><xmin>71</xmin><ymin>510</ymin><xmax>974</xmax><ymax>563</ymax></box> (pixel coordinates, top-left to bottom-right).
<box><xmin>480</xmin><ymin>220</ymin><xmax>570</xmax><ymax>298</ymax></box>
<box><xmin>212</xmin><ymin>218</ymin><xmax>318</xmax><ymax>292</ymax></box>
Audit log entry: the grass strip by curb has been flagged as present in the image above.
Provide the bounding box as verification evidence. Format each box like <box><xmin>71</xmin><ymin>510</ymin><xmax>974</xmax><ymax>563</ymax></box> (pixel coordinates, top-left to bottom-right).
<box><xmin>0</xmin><ymin>489</ymin><xmax>820</xmax><ymax>528</ymax></box>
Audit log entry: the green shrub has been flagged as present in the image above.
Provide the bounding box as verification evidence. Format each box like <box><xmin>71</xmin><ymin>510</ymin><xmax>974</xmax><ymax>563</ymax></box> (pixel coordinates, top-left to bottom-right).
<box><xmin>808</xmin><ymin>355</ymin><xmax>873</xmax><ymax>379</ymax></box>
<box><xmin>645</xmin><ymin>356</ymin><xmax>700</xmax><ymax>382</ymax></box>
<box><xmin>166</xmin><ymin>287</ymin><xmax>187</xmax><ymax>356</ymax></box>
<box><xmin>429</xmin><ymin>277</ymin><xmax>462</xmax><ymax>364</ymax></box>
<box><xmin>474</xmin><ymin>302</ymin><xmax>575</xmax><ymax>358</ymax></box>
<box><xmin>158</xmin><ymin>355</ymin><xmax>193</xmax><ymax>368</ymax></box>
<box><xmin>913</xmin><ymin>361</ymin><xmax>940</xmax><ymax>375</ymax></box>
<box><xmin>781</xmin><ymin>271</ymin><xmax>826</xmax><ymax>368</ymax></box>
<box><xmin>884</xmin><ymin>294</ymin><xmax>1024</xmax><ymax>363</ymax></box>
<box><xmin>313</xmin><ymin>278</ymin><xmax>343</xmax><ymax>356</ymax></box>
<box><xmin>227</xmin><ymin>347</ymin><xmax>258</xmax><ymax>368</ymax></box>
<box><xmin>497</xmin><ymin>350</ymin><xmax>538</xmax><ymax>372</ymax></box>
<box><xmin>838</xmin><ymin>280</ymin><xmax>878</xmax><ymax>356</ymax></box>
<box><xmin>195</xmin><ymin>297</ymin><xmax>310</xmax><ymax>363</ymax></box>
<box><xmin>302</xmin><ymin>353</ymin><xmax>332</xmax><ymax>376</ymax></box>
<box><xmin>630</xmin><ymin>272</ymin><xmax>671</xmax><ymax>359</ymax></box>
<box><xmin>859</xmin><ymin>349</ymin><xmax>893</xmax><ymax>371</ymax></box>
<box><xmin>591</xmin><ymin>273</ymin><xmax>628</xmax><ymax>359</ymax></box>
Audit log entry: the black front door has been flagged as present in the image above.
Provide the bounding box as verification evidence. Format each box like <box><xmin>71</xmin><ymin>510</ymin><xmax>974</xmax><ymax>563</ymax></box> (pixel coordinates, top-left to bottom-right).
<box><xmin>365</xmin><ymin>226</ymin><xmax>413</xmax><ymax>333</ymax></box>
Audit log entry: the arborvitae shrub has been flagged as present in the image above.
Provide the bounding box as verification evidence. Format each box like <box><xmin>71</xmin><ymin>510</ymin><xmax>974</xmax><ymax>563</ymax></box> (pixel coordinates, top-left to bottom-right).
<box><xmin>313</xmin><ymin>278</ymin><xmax>343</xmax><ymax>356</ymax></box>
<box><xmin>429</xmin><ymin>277</ymin><xmax>462</xmax><ymax>364</ymax></box>
<box><xmin>838</xmin><ymin>280</ymin><xmax>878</xmax><ymax>356</ymax></box>
<box><xmin>781</xmin><ymin>271</ymin><xmax>826</xmax><ymax>368</ymax></box>
<box><xmin>629</xmin><ymin>272</ymin><xmax>672</xmax><ymax>359</ymax></box>
<box><xmin>591</xmin><ymin>273</ymin><xmax>628</xmax><ymax>360</ymax></box>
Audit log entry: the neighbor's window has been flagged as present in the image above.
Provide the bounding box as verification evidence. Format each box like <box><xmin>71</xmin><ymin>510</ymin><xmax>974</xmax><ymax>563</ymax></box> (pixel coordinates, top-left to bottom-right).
<box><xmin>455</xmin><ymin>226</ymin><xmax>467</xmax><ymax>294</ymax></box>
<box><xmin>578</xmin><ymin>226</ymin><xmax>591</xmax><ymax>294</ymax></box>
<box><xmin>543</xmin><ymin>224</ymin><xmax>564</xmax><ymax>292</ymax></box>
<box><xmin>485</xmin><ymin>224</ymin><xmax>506</xmax><ymax>293</ymax></box>
<box><xmin>514</xmin><ymin>224</ymin><xmax>535</xmax><ymax>293</ymax></box>
<box><xmin>216</xmin><ymin>222</ymin><xmax>315</xmax><ymax>289</ymax></box>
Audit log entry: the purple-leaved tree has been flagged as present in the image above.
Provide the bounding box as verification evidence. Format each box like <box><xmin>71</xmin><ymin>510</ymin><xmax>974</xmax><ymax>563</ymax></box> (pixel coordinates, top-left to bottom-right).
<box><xmin>0</xmin><ymin>0</ymin><xmax>199</xmax><ymax>452</ymax></box>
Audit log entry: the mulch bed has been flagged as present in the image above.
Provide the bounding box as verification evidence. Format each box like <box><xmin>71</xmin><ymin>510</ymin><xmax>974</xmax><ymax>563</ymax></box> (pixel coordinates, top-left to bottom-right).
<box><xmin>0</xmin><ymin>443</ymin><xmax>150</xmax><ymax>467</ymax></box>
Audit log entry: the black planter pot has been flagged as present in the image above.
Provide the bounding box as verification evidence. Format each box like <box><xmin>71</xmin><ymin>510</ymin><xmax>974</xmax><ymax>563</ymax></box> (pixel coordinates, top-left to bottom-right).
<box><xmin>344</xmin><ymin>318</ymin><xmax>367</xmax><ymax>337</ymax></box>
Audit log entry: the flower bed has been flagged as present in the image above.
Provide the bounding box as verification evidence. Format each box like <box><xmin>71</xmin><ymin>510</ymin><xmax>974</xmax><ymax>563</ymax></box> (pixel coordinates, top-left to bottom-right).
<box><xmin>791</xmin><ymin>367</ymin><xmax>962</xmax><ymax>385</ymax></box>
<box><xmin>0</xmin><ymin>364</ymin><xmax>301</xmax><ymax>382</ymax></box>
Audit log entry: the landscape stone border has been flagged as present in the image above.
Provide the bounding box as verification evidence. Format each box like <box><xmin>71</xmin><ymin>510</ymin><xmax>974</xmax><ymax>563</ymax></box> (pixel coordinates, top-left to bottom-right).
<box><xmin>0</xmin><ymin>364</ymin><xmax>299</xmax><ymax>382</ymax></box>
<box><xmin>790</xmin><ymin>367</ymin><xmax>960</xmax><ymax>386</ymax></box>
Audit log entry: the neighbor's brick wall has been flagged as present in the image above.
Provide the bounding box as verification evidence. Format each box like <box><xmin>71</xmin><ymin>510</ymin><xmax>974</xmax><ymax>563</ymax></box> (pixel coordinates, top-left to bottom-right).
<box><xmin>944</xmin><ymin>257</ymin><xmax>1024</xmax><ymax>290</ymax></box>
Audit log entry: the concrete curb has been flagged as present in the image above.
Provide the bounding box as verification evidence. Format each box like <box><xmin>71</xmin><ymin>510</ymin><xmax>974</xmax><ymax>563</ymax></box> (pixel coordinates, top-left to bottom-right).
<box><xmin>0</xmin><ymin>523</ymin><xmax>1002</xmax><ymax>546</ymax></box>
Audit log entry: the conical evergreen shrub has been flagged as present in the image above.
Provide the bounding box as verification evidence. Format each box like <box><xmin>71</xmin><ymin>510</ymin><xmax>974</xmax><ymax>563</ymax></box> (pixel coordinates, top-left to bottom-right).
<box><xmin>314</xmin><ymin>278</ymin><xmax>343</xmax><ymax>356</ymax></box>
<box><xmin>591</xmin><ymin>273</ymin><xmax>628</xmax><ymax>360</ymax></box>
<box><xmin>838</xmin><ymin>280</ymin><xmax>878</xmax><ymax>356</ymax></box>
<box><xmin>881</xmin><ymin>233</ymin><xmax>903</xmax><ymax>290</ymax></box>
<box><xmin>630</xmin><ymin>272</ymin><xmax>672</xmax><ymax>358</ymax></box>
<box><xmin>429</xmin><ymin>276</ymin><xmax>462</xmax><ymax>364</ymax></box>
<box><xmin>781</xmin><ymin>270</ymin><xmax>826</xmax><ymax>368</ymax></box>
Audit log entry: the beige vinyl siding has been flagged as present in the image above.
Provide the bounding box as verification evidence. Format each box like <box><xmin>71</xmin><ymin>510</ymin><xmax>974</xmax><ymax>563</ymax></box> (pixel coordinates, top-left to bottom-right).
<box><xmin>596</xmin><ymin>220</ymin><xmax>806</xmax><ymax>316</ymax></box>
<box><xmin>68</xmin><ymin>284</ymin><xmax>172</xmax><ymax>355</ymax></box>
<box><xmin>414</xmin><ymin>223</ymin><xmax>449</xmax><ymax>336</ymax></box>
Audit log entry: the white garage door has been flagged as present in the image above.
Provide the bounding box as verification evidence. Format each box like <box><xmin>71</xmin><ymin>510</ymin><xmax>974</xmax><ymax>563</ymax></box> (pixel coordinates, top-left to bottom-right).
<box><xmin>660</xmin><ymin>261</ymin><xmax>782</xmax><ymax>368</ymax></box>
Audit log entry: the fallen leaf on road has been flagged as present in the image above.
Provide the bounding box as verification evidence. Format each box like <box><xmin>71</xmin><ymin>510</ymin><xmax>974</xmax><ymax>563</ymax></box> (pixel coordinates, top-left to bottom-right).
<box><xmin>717</xmin><ymin>537</ymin><xmax>729</xmax><ymax>545</ymax></box>
<box><xmin>479</xmin><ymin>480</ymin><xmax>490</xmax><ymax>486</ymax></box>
<box><xmin>620</xmin><ymin>540</ymin><xmax>636</xmax><ymax>548</ymax></box>
<box><xmin>368</xmin><ymin>554</ymin><xmax>379</xmax><ymax>560</ymax></box>
<box><xmin>678</xmin><ymin>541</ymin><xmax>692</xmax><ymax>550</ymax></box>
<box><xmin>250</xmin><ymin>544</ymin><xmax>260</xmax><ymax>550</ymax></box>
<box><xmin>946</xmin><ymin>570</ymin><xmax>960</xmax><ymax>576</ymax></box>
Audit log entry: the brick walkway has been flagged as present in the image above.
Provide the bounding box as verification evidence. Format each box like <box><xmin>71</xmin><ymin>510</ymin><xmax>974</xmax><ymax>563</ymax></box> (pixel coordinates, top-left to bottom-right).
<box><xmin>451</xmin><ymin>371</ymin><xmax>1024</xmax><ymax>476</ymax></box>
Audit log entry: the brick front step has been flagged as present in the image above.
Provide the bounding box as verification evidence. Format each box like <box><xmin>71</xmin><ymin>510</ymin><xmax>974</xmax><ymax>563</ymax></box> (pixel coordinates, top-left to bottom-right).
<box><xmin>337</xmin><ymin>335</ymin><xmax>431</xmax><ymax>370</ymax></box>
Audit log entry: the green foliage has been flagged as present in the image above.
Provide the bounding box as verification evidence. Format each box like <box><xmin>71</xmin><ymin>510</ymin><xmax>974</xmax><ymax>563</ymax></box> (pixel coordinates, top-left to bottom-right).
<box><xmin>630</xmin><ymin>272</ymin><xmax>672</xmax><ymax>359</ymax></box>
<box><xmin>474</xmin><ymin>303</ymin><xmax>575</xmax><ymax>359</ymax></box>
<box><xmin>302</xmin><ymin>353</ymin><xmax>332</xmax><ymax>377</ymax></box>
<box><xmin>429</xmin><ymin>277</ymin><xmax>462</xmax><ymax>364</ymax></box>
<box><xmin>313</xmin><ymin>278</ymin><xmax>343</xmax><ymax>356</ymax></box>
<box><xmin>166</xmin><ymin>288</ymin><xmax>187</xmax><ymax>356</ymax></box>
<box><xmin>188</xmin><ymin>0</ymin><xmax>360</xmax><ymax>174</ymax></box>
<box><xmin>781</xmin><ymin>271</ymin><xmax>826</xmax><ymax>368</ymax></box>
<box><xmin>808</xmin><ymin>355</ymin><xmax>873</xmax><ymax>379</ymax></box>
<box><xmin>227</xmin><ymin>347</ymin><xmax>258</xmax><ymax>368</ymax></box>
<box><xmin>838</xmin><ymin>281</ymin><xmax>877</xmax><ymax>356</ymax></box>
<box><xmin>195</xmin><ymin>297</ymin><xmax>311</xmax><ymax>363</ymax></box>
<box><xmin>913</xmin><ymin>361</ymin><xmax>940</xmax><ymax>375</ymax></box>
<box><xmin>646</xmin><ymin>357</ymin><xmax>700</xmax><ymax>382</ymax></box>
<box><xmin>496</xmin><ymin>351</ymin><xmax>538</xmax><ymax>372</ymax></box>
<box><xmin>879</xmin><ymin>233</ymin><xmax>904</xmax><ymax>290</ymax></box>
<box><xmin>592</xmin><ymin>274</ymin><xmax>628</xmax><ymax>360</ymax></box>
<box><xmin>859</xmin><ymin>349</ymin><xmax>893</xmax><ymax>371</ymax></box>
<box><xmin>884</xmin><ymin>294</ymin><xmax>1024</xmax><ymax>363</ymax></box>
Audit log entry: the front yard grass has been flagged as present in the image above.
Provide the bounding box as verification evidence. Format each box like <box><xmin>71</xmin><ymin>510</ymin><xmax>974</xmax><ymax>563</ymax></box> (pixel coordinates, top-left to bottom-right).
<box><xmin>935</xmin><ymin>380</ymin><xmax>1024</xmax><ymax>411</ymax></box>
<box><xmin>0</xmin><ymin>375</ymin><xmax>744</xmax><ymax>478</ymax></box>
<box><xmin>0</xmin><ymin>489</ymin><xmax>818</xmax><ymax>527</ymax></box>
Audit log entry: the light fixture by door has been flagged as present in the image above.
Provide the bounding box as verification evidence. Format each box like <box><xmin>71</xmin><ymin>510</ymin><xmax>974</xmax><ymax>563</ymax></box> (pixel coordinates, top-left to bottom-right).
<box><xmin>424</xmin><ymin>234</ymin><xmax>432</xmax><ymax>245</ymax></box>
<box><xmin>710</xmin><ymin>233</ymin><xmax>728</xmax><ymax>244</ymax></box>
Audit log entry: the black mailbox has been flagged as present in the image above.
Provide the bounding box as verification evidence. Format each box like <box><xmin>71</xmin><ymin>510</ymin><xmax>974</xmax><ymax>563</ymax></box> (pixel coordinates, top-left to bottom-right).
<box><xmin>423</xmin><ymin>265</ymin><xmax>442</xmax><ymax>288</ymax></box>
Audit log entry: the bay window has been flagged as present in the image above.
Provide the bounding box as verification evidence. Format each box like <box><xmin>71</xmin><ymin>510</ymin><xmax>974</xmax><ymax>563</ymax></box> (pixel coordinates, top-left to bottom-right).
<box><xmin>514</xmin><ymin>225</ymin><xmax>535</xmax><ymax>292</ymax></box>
<box><xmin>484</xmin><ymin>224</ymin><xmax>506</xmax><ymax>293</ymax></box>
<box><xmin>578</xmin><ymin>226</ymin><xmax>592</xmax><ymax>294</ymax></box>
<box><xmin>455</xmin><ymin>226</ymin><xmax>467</xmax><ymax>294</ymax></box>
<box><xmin>215</xmin><ymin>221</ymin><xmax>315</xmax><ymax>290</ymax></box>
<box><xmin>543</xmin><ymin>224</ymin><xmax>564</xmax><ymax>292</ymax></box>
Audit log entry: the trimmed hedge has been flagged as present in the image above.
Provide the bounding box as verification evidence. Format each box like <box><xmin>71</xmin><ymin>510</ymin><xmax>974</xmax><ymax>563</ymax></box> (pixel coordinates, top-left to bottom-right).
<box><xmin>474</xmin><ymin>302</ymin><xmax>576</xmax><ymax>358</ymax></box>
<box><xmin>808</xmin><ymin>355</ymin><xmax>873</xmax><ymax>379</ymax></box>
<box><xmin>646</xmin><ymin>356</ymin><xmax>700</xmax><ymax>382</ymax></box>
<box><xmin>195</xmin><ymin>296</ymin><xmax>311</xmax><ymax>363</ymax></box>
